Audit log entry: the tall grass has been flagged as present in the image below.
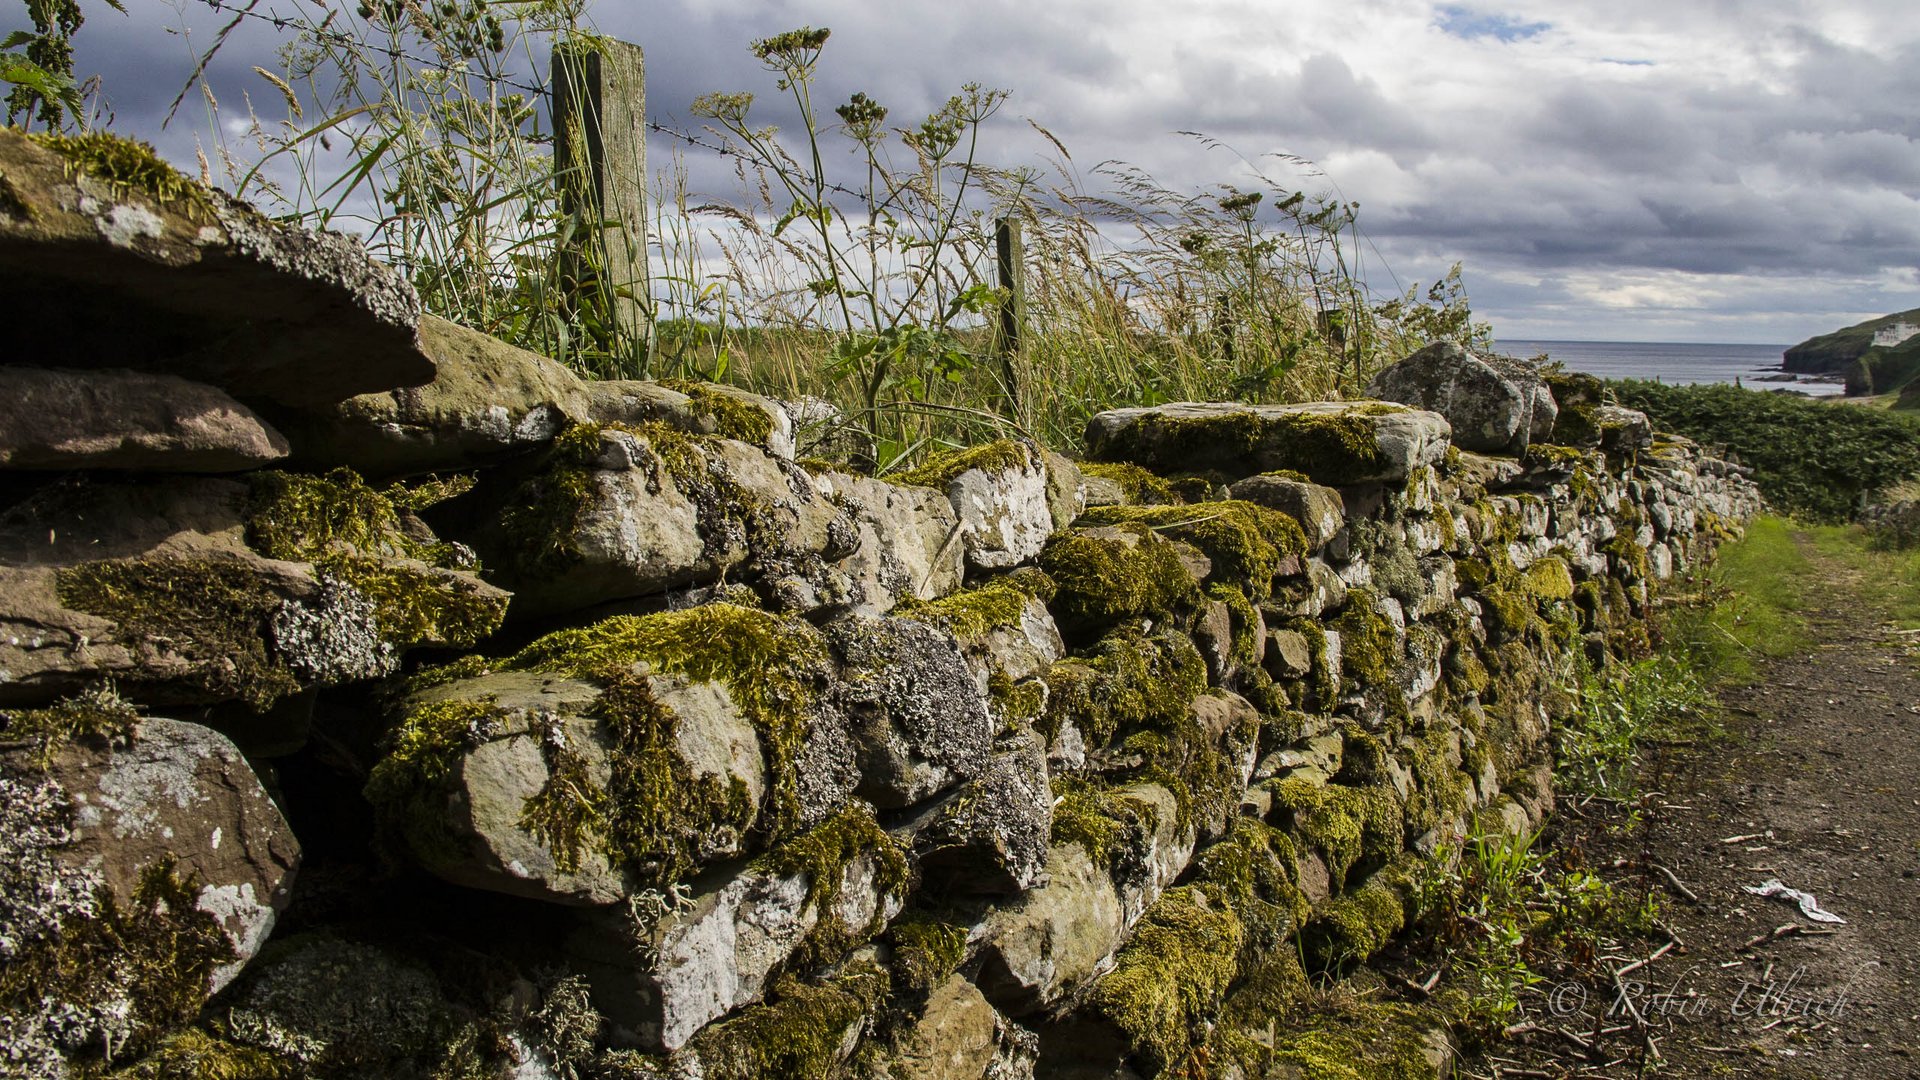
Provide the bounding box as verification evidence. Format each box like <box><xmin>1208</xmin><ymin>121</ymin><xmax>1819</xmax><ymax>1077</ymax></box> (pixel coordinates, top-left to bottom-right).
<box><xmin>169</xmin><ymin>4</ymin><xmax>1489</xmax><ymax>468</ymax></box>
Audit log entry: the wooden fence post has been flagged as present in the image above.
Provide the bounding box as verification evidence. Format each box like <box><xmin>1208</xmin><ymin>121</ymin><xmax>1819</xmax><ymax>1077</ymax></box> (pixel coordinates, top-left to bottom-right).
<box><xmin>995</xmin><ymin>217</ymin><xmax>1027</xmax><ymax>412</ymax></box>
<box><xmin>552</xmin><ymin>38</ymin><xmax>651</xmax><ymax>370</ymax></box>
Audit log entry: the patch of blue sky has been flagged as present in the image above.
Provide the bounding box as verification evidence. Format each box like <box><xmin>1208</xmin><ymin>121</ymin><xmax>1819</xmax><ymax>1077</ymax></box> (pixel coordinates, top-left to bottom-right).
<box><xmin>1435</xmin><ymin>5</ymin><xmax>1551</xmax><ymax>42</ymax></box>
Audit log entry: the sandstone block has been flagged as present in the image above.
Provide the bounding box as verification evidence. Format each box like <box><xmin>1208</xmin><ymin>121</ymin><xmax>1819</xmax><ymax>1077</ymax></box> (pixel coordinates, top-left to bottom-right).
<box><xmin>1085</xmin><ymin>401</ymin><xmax>1450</xmax><ymax>485</ymax></box>
<box><xmin>0</xmin><ymin>367</ymin><xmax>290</xmax><ymax>471</ymax></box>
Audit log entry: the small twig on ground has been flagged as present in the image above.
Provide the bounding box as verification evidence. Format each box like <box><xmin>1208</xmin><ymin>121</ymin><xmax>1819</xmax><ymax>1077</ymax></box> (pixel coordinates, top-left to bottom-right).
<box><xmin>1651</xmin><ymin>862</ymin><xmax>1701</xmax><ymax>903</ymax></box>
<box><xmin>1739</xmin><ymin>923</ymin><xmax>1837</xmax><ymax>950</ymax></box>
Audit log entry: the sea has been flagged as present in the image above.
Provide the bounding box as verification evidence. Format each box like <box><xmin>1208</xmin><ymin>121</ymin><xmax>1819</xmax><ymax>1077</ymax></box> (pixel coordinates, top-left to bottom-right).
<box><xmin>1492</xmin><ymin>339</ymin><xmax>1845</xmax><ymax>397</ymax></box>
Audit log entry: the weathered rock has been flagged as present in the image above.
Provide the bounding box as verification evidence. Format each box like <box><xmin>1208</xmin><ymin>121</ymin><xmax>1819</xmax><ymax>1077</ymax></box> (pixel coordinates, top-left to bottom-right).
<box><xmin>950</xmin><ymin>453</ymin><xmax>1056</xmax><ymax>572</ymax></box>
<box><xmin>1085</xmin><ymin>401</ymin><xmax>1450</xmax><ymax>485</ymax></box>
<box><xmin>1367</xmin><ymin>342</ymin><xmax>1556</xmax><ymax>455</ymax></box>
<box><xmin>1041</xmin><ymin>449</ymin><xmax>1088</xmax><ymax>532</ymax></box>
<box><xmin>276</xmin><ymin>315</ymin><xmax>591</xmax><ymax>476</ymax></box>
<box><xmin>1264</xmin><ymin>629</ymin><xmax>1315</xmax><ymax>680</ymax></box>
<box><xmin>0</xmin><ymin>713</ymin><xmax>300</xmax><ymax>1071</ymax></box>
<box><xmin>874</xmin><ymin>976</ymin><xmax>1003</xmax><ymax>1080</ymax></box>
<box><xmin>569</xmin><ymin>812</ymin><xmax>905</xmax><ymax>1051</ymax></box>
<box><xmin>0</xmin><ymin>366</ymin><xmax>290</xmax><ymax>471</ymax></box>
<box><xmin>585</xmin><ymin>378</ymin><xmax>796</xmax><ymax>461</ymax></box>
<box><xmin>1227</xmin><ymin>473</ymin><xmax>1346</xmax><ymax>550</ymax></box>
<box><xmin>826</xmin><ymin>614</ymin><xmax>994</xmax><ymax>808</ymax></box>
<box><xmin>379</xmin><ymin>668</ymin><xmax>767</xmax><ymax>906</ymax></box>
<box><xmin>222</xmin><ymin>934</ymin><xmax>462</xmax><ymax>1070</ymax></box>
<box><xmin>976</xmin><ymin>783</ymin><xmax>1192</xmax><ymax>1014</ymax></box>
<box><xmin>0</xmin><ymin>475</ymin><xmax>507</xmax><ymax>710</ymax></box>
<box><xmin>0</xmin><ymin>129</ymin><xmax>427</xmax><ymax>406</ymax></box>
<box><xmin>907</xmin><ymin>734</ymin><xmax>1053</xmax><ymax>895</ymax></box>
<box><xmin>34</xmin><ymin>717</ymin><xmax>300</xmax><ymax>989</ymax></box>
<box><xmin>1596</xmin><ymin>405</ymin><xmax>1653</xmax><ymax>455</ymax></box>
<box><xmin>816</xmin><ymin>471</ymin><xmax>965</xmax><ymax>614</ymax></box>
<box><xmin>479</xmin><ymin>425</ymin><xmax>857</xmax><ymax>617</ymax></box>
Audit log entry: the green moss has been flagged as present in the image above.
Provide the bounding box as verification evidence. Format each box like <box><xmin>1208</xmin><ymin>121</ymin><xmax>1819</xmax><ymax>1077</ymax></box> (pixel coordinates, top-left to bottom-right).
<box><xmin>1079</xmin><ymin>501</ymin><xmax>1307</xmax><ymax>603</ymax></box>
<box><xmin>1050</xmin><ymin>777</ymin><xmax>1163</xmax><ymax>870</ymax></box>
<box><xmin>1521</xmin><ymin>556</ymin><xmax>1575</xmax><ymax>601</ymax></box>
<box><xmin>682</xmin><ymin>967</ymin><xmax>889</xmax><ymax>1080</ymax></box>
<box><xmin>1605</xmin><ymin>533</ymin><xmax>1652</xmax><ymax>583</ymax></box>
<box><xmin>496</xmin><ymin>423</ymin><xmax>606</xmax><ymax>578</ymax></box>
<box><xmin>662</xmin><ymin>380</ymin><xmax>778</xmax><ymax>445</ymax></box>
<box><xmin>0</xmin><ymin>682</ymin><xmax>140</xmax><ymax>768</ymax></box>
<box><xmin>1207</xmin><ymin>582</ymin><xmax>1263</xmax><ymax>672</ymax></box>
<box><xmin>315</xmin><ymin>554</ymin><xmax>506</xmax><ymax>650</ymax></box>
<box><xmin>1477</xmin><ymin>584</ymin><xmax>1539</xmax><ymax>641</ymax></box>
<box><xmin>1305</xmin><ymin>854</ymin><xmax>1425</xmax><ymax>968</ymax></box>
<box><xmin>376</xmin><ymin>604</ymin><xmax>831</xmax><ymax>886</ymax></box>
<box><xmin>887</xmin><ymin>917</ymin><xmax>968</xmax><ymax>996</ymax></box>
<box><xmin>56</xmin><ymin>556</ymin><xmax>302</xmax><ymax>710</ymax></box>
<box><xmin>1092</xmin><ymin>404</ymin><xmax>1405</xmax><ymax>484</ymax></box>
<box><xmin>760</xmin><ymin>803</ymin><xmax>910</xmax><ymax>913</ymax></box>
<box><xmin>364</xmin><ymin>698</ymin><xmax>507</xmax><ymax>806</ymax></box>
<box><xmin>986</xmin><ymin>670</ymin><xmax>1046</xmax><ymax>728</ymax></box>
<box><xmin>890</xmin><ymin>438</ymin><xmax>1035</xmax><ymax>489</ymax></box>
<box><xmin>1192</xmin><ymin>817</ymin><xmax>1312</xmax><ymax>952</ymax></box>
<box><xmin>1519</xmin><ymin>443</ymin><xmax>1583</xmax><ymax>470</ymax></box>
<box><xmin>1088</xmin><ymin>884</ymin><xmax>1244</xmax><ymax>1072</ymax></box>
<box><xmin>527</xmin><ymin>605</ymin><xmax>823</xmax><ymax>841</ymax></box>
<box><xmin>1256</xmin><ymin>998</ymin><xmax>1454</xmax><ymax>1080</ymax></box>
<box><xmin>28</xmin><ymin>131</ymin><xmax>210</xmax><ymax>215</ymax></box>
<box><xmin>1038</xmin><ymin>525</ymin><xmax>1200</xmax><ymax>629</ymax></box>
<box><xmin>1267</xmin><ymin>778</ymin><xmax>1401</xmax><ymax>891</ymax></box>
<box><xmin>892</xmin><ymin>568</ymin><xmax>1054</xmax><ymax>638</ymax></box>
<box><xmin>1079</xmin><ymin>460</ymin><xmax>1182</xmax><ymax>504</ymax></box>
<box><xmin>247</xmin><ymin>469</ymin><xmax>413</xmax><ymax>563</ymax></box>
<box><xmin>1330</xmin><ymin>588</ymin><xmax>1400</xmax><ymax>696</ymax></box>
<box><xmin>1263</xmin><ymin>468</ymin><xmax>1313</xmax><ymax>483</ymax></box>
<box><xmin>245</xmin><ymin>469</ymin><xmax>505</xmax><ymax>649</ymax></box>
<box><xmin>1041</xmin><ymin>629</ymin><xmax>1206</xmax><ymax>748</ymax></box>
<box><xmin>92</xmin><ymin>1030</ymin><xmax>297</xmax><ymax>1080</ymax></box>
<box><xmin>0</xmin><ymin>859</ymin><xmax>237</xmax><ymax>1067</ymax></box>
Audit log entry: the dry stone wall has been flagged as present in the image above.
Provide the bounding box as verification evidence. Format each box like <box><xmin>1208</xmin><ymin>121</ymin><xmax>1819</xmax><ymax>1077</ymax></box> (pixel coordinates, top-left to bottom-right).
<box><xmin>0</xmin><ymin>131</ymin><xmax>1761</xmax><ymax>1080</ymax></box>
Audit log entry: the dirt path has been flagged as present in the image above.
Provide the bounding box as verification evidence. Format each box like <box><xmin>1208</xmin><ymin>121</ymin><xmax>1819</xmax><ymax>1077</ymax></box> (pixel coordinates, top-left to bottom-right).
<box><xmin>1556</xmin><ymin>531</ymin><xmax>1920</xmax><ymax>1077</ymax></box>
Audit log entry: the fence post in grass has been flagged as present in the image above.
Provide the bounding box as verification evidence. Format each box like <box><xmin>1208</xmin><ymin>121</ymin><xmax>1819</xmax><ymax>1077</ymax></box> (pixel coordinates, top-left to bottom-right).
<box><xmin>994</xmin><ymin>216</ymin><xmax>1027</xmax><ymax>414</ymax></box>
<box><xmin>552</xmin><ymin>37</ymin><xmax>651</xmax><ymax>373</ymax></box>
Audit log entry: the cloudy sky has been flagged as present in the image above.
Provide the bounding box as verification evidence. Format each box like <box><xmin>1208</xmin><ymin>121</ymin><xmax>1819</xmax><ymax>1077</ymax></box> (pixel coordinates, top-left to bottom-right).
<box><xmin>58</xmin><ymin>0</ymin><xmax>1920</xmax><ymax>345</ymax></box>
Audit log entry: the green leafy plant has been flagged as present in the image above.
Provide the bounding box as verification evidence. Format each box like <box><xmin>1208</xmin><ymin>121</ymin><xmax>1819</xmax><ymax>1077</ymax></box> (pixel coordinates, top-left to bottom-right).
<box><xmin>3</xmin><ymin>0</ymin><xmax>125</xmax><ymax>130</ymax></box>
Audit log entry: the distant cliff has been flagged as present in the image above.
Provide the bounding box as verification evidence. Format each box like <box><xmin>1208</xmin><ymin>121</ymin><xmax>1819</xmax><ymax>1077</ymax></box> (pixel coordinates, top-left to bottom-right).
<box><xmin>1784</xmin><ymin>308</ymin><xmax>1920</xmax><ymax>377</ymax></box>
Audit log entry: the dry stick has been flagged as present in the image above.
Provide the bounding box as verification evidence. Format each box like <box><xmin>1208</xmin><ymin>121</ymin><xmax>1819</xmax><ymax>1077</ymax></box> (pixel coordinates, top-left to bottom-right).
<box><xmin>1651</xmin><ymin>862</ymin><xmax>1701</xmax><ymax>904</ymax></box>
<box><xmin>1615</xmin><ymin>941</ymin><xmax>1675</xmax><ymax>978</ymax></box>
<box><xmin>1739</xmin><ymin>923</ymin><xmax>1837</xmax><ymax>950</ymax></box>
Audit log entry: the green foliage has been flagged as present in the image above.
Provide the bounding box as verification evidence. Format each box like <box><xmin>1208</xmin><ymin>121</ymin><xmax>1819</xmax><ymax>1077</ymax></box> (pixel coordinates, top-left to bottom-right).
<box><xmin>1557</xmin><ymin>653</ymin><xmax>1715</xmax><ymax>803</ymax></box>
<box><xmin>1610</xmin><ymin>379</ymin><xmax>1920</xmax><ymax>520</ymax></box>
<box><xmin>4</xmin><ymin>0</ymin><xmax>125</xmax><ymax>129</ymax></box>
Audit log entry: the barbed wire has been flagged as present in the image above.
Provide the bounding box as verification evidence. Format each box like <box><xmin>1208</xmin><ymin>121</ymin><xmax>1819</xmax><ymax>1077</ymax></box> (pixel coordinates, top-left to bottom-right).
<box><xmin>193</xmin><ymin>0</ymin><xmax>875</xmax><ymax>202</ymax></box>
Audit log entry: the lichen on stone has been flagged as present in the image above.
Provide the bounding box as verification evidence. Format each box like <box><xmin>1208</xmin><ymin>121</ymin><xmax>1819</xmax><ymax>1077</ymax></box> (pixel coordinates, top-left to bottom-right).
<box><xmin>0</xmin><ymin>855</ymin><xmax>235</xmax><ymax>1071</ymax></box>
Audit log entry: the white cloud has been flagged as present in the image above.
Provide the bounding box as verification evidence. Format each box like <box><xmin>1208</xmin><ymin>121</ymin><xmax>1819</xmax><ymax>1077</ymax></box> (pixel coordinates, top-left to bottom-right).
<box><xmin>64</xmin><ymin>0</ymin><xmax>1920</xmax><ymax>344</ymax></box>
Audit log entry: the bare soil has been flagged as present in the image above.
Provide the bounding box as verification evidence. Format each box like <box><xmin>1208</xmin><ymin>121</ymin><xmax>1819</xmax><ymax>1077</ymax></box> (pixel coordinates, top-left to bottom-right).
<box><xmin>1467</xmin><ymin>530</ymin><xmax>1920</xmax><ymax>1079</ymax></box>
